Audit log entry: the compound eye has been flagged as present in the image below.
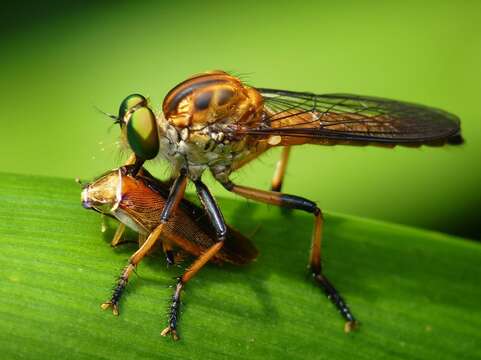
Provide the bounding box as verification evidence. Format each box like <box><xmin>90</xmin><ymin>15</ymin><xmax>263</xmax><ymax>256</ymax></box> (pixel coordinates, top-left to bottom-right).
<box><xmin>126</xmin><ymin>106</ymin><xmax>159</xmax><ymax>160</ymax></box>
<box><xmin>118</xmin><ymin>94</ymin><xmax>147</xmax><ymax>125</ymax></box>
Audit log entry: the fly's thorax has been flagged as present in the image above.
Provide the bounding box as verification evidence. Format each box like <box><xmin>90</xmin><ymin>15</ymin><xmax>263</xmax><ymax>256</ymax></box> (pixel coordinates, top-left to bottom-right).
<box><xmin>158</xmin><ymin>71</ymin><xmax>265</xmax><ymax>180</ymax></box>
<box><xmin>157</xmin><ymin>119</ymin><xmax>255</xmax><ymax>180</ymax></box>
<box><xmin>162</xmin><ymin>70</ymin><xmax>264</xmax><ymax>130</ymax></box>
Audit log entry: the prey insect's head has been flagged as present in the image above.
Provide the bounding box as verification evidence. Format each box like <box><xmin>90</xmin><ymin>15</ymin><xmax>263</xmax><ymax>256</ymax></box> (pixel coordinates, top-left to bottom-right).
<box><xmin>116</xmin><ymin>94</ymin><xmax>160</xmax><ymax>161</ymax></box>
<box><xmin>81</xmin><ymin>169</ymin><xmax>123</xmax><ymax>214</ymax></box>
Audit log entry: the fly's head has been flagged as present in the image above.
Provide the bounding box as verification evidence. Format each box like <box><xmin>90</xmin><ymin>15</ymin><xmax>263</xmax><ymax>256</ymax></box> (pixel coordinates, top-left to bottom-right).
<box><xmin>115</xmin><ymin>94</ymin><xmax>161</xmax><ymax>161</ymax></box>
<box><xmin>81</xmin><ymin>169</ymin><xmax>123</xmax><ymax>214</ymax></box>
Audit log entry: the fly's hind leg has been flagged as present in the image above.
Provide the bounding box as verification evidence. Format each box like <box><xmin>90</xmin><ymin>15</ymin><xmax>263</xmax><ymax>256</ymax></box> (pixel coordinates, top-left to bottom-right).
<box><xmin>161</xmin><ymin>179</ymin><xmax>226</xmax><ymax>341</ymax></box>
<box><xmin>101</xmin><ymin>169</ymin><xmax>187</xmax><ymax>315</ymax></box>
<box><xmin>271</xmin><ymin>146</ymin><xmax>291</xmax><ymax>192</ymax></box>
<box><xmin>222</xmin><ymin>181</ymin><xmax>357</xmax><ymax>332</ymax></box>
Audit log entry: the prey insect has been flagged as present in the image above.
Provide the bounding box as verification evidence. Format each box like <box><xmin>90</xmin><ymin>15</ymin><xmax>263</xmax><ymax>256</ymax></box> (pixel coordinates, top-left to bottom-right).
<box><xmin>98</xmin><ymin>70</ymin><xmax>462</xmax><ymax>339</ymax></box>
<box><xmin>82</xmin><ymin>166</ymin><xmax>257</xmax><ymax>340</ymax></box>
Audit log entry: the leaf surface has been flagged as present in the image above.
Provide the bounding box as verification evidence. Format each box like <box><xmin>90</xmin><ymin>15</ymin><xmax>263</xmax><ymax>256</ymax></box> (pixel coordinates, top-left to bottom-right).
<box><xmin>0</xmin><ymin>172</ymin><xmax>480</xmax><ymax>359</ymax></box>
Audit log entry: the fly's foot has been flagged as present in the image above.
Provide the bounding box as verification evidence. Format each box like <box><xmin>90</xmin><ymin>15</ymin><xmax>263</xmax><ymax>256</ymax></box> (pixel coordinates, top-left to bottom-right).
<box><xmin>312</xmin><ymin>272</ymin><xmax>358</xmax><ymax>333</ymax></box>
<box><xmin>101</xmin><ymin>271</ymin><xmax>130</xmax><ymax>316</ymax></box>
<box><xmin>161</xmin><ymin>326</ymin><xmax>179</xmax><ymax>341</ymax></box>
<box><xmin>101</xmin><ymin>301</ymin><xmax>119</xmax><ymax>316</ymax></box>
<box><xmin>162</xmin><ymin>280</ymin><xmax>183</xmax><ymax>340</ymax></box>
<box><xmin>344</xmin><ymin>320</ymin><xmax>359</xmax><ymax>333</ymax></box>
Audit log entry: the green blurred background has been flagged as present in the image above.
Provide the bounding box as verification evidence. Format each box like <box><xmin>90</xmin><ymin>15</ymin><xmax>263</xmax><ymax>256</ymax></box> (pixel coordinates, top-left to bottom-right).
<box><xmin>1</xmin><ymin>0</ymin><xmax>480</xmax><ymax>239</ymax></box>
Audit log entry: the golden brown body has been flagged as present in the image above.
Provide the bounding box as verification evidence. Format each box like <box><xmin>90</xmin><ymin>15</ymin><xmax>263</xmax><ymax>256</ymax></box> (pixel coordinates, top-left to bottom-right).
<box><xmin>155</xmin><ymin>70</ymin><xmax>461</xmax><ymax>183</ymax></box>
<box><xmin>164</xmin><ymin>71</ymin><xmax>264</xmax><ymax>130</ymax></box>
<box><xmin>157</xmin><ymin>71</ymin><xmax>271</xmax><ymax>181</ymax></box>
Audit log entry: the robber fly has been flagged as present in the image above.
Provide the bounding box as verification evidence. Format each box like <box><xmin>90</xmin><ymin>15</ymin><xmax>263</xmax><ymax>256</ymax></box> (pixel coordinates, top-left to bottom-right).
<box><xmin>82</xmin><ymin>166</ymin><xmax>258</xmax><ymax>338</ymax></box>
<box><xmin>99</xmin><ymin>70</ymin><xmax>462</xmax><ymax>339</ymax></box>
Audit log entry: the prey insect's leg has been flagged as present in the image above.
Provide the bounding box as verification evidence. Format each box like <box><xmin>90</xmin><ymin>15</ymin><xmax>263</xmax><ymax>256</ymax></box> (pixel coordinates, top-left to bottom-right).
<box><xmin>108</xmin><ymin>153</ymin><xmax>142</xmax><ymax>245</ymax></box>
<box><xmin>161</xmin><ymin>179</ymin><xmax>226</xmax><ymax>341</ymax></box>
<box><xmin>222</xmin><ymin>181</ymin><xmax>357</xmax><ymax>332</ymax></box>
<box><xmin>110</xmin><ymin>223</ymin><xmax>139</xmax><ymax>247</ymax></box>
<box><xmin>101</xmin><ymin>169</ymin><xmax>188</xmax><ymax>315</ymax></box>
<box><xmin>138</xmin><ymin>233</ymin><xmax>147</xmax><ymax>246</ymax></box>
<box><xmin>162</xmin><ymin>239</ymin><xmax>175</xmax><ymax>267</ymax></box>
<box><xmin>111</xmin><ymin>223</ymin><xmax>126</xmax><ymax>247</ymax></box>
<box><xmin>271</xmin><ymin>146</ymin><xmax>291</xmax><ymax>192</ymax></box>
<box><xmin>100</xmin><ymin>214</ymin><xmax>108</xmax><ymax>233</ymax></box>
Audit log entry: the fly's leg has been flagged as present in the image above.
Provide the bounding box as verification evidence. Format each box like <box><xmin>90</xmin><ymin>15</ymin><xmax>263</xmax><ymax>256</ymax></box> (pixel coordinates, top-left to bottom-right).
<box><xmin>161</xmin><ymin>179</ymin><xmax>226</xmax><ymax>341</ymax></box>
<box><xmin>101</xmin><ymin>169</ymin><xmax>187</xmax><ymax>315</ymax></box>
<box><xmin>124</xmin><ymin>153</ymin><xmax>137</xmax><ymax>166</ymax></box>
<box><xmin>222</xmin><ymin>181</ymin><xmax>357</xmax><ymax>332</ymax></box>
<box><xmin>271</xmin><ymin>146</ymin><xmax>291</xmax><ymax>192</ymax></box>
<box><xmin>127</xmin><ymin>156</ymin><xmax>145</xmax><ymax>177</ymax></box>
<box><xmin>161</xmin><ymin>242</ymin><xmax>223</xmax><ymax>341</ymax></box>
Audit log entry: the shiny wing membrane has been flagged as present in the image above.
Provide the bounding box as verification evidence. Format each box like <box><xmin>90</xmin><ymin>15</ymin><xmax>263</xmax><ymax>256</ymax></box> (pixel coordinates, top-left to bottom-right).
<box><xmin>239</xmin><ymin>89</ymin><xmax>462</xmax><ymax>145</ymax></box>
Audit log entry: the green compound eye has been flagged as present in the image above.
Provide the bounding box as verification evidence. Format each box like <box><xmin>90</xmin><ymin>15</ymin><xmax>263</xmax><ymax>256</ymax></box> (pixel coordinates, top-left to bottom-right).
<box><xmin>126</xmin><ymin>106</ymin><xmax>159</xmax><ymax>160</ymax></box>
<box><xmin>118</xmin><ymin>94</ymin><xmax>147</xmax><ymax>125</ymax></box>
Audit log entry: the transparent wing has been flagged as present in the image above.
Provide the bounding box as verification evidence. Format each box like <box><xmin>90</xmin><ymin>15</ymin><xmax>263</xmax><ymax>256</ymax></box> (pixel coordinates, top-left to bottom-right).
<box><xmin>235</xmin><ymin>89</ymin><xmax>462</xmax><ymax>144</ymax></box>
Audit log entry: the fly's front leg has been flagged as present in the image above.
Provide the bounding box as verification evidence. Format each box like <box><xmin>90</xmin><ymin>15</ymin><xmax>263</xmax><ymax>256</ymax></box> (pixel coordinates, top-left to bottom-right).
<box><xmin>161</xmin><ymin>179</ymin><xmax>226</xmax><ymax>341</ymax></box>
<box><xmin>271</xmin><ymin>146</ymin><xmax>291</xmax><ymax>192</ymax></box>
<box><xmin>222</xmin><ymin>181</ymin><xmax>357</xmax><ymax>332</ymax></box>
<box><xmin>124</xmin><ymin>153</ymin><xmax>137</xmax><ymax>166</ymax></box>
<box><xmin>101</xmin><ymin>169</ymin><xmax>188</xmax><ymax>315</ymax></box>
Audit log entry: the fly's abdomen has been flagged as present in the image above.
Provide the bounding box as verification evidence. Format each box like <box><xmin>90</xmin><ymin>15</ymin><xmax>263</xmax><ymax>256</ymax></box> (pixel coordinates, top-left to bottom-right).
<box><xmin>162</xmin><ymin>71</ymin><xmax>264</xmax><ymax>129</ymax></box>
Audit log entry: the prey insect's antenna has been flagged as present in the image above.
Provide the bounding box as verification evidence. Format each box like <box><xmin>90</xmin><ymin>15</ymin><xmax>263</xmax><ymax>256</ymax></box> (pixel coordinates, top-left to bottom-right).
<box><xmin>75</xmin><ymin>177</ymin><xmax>89</xmax><ymax>190</ymax></box>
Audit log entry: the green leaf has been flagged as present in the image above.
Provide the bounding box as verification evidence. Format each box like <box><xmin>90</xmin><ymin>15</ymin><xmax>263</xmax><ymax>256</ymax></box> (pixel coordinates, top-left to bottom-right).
<box><xmin>1</xmin><ymin>172</ymin><xmax>480</xmax><ymax>360</ymax></box>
